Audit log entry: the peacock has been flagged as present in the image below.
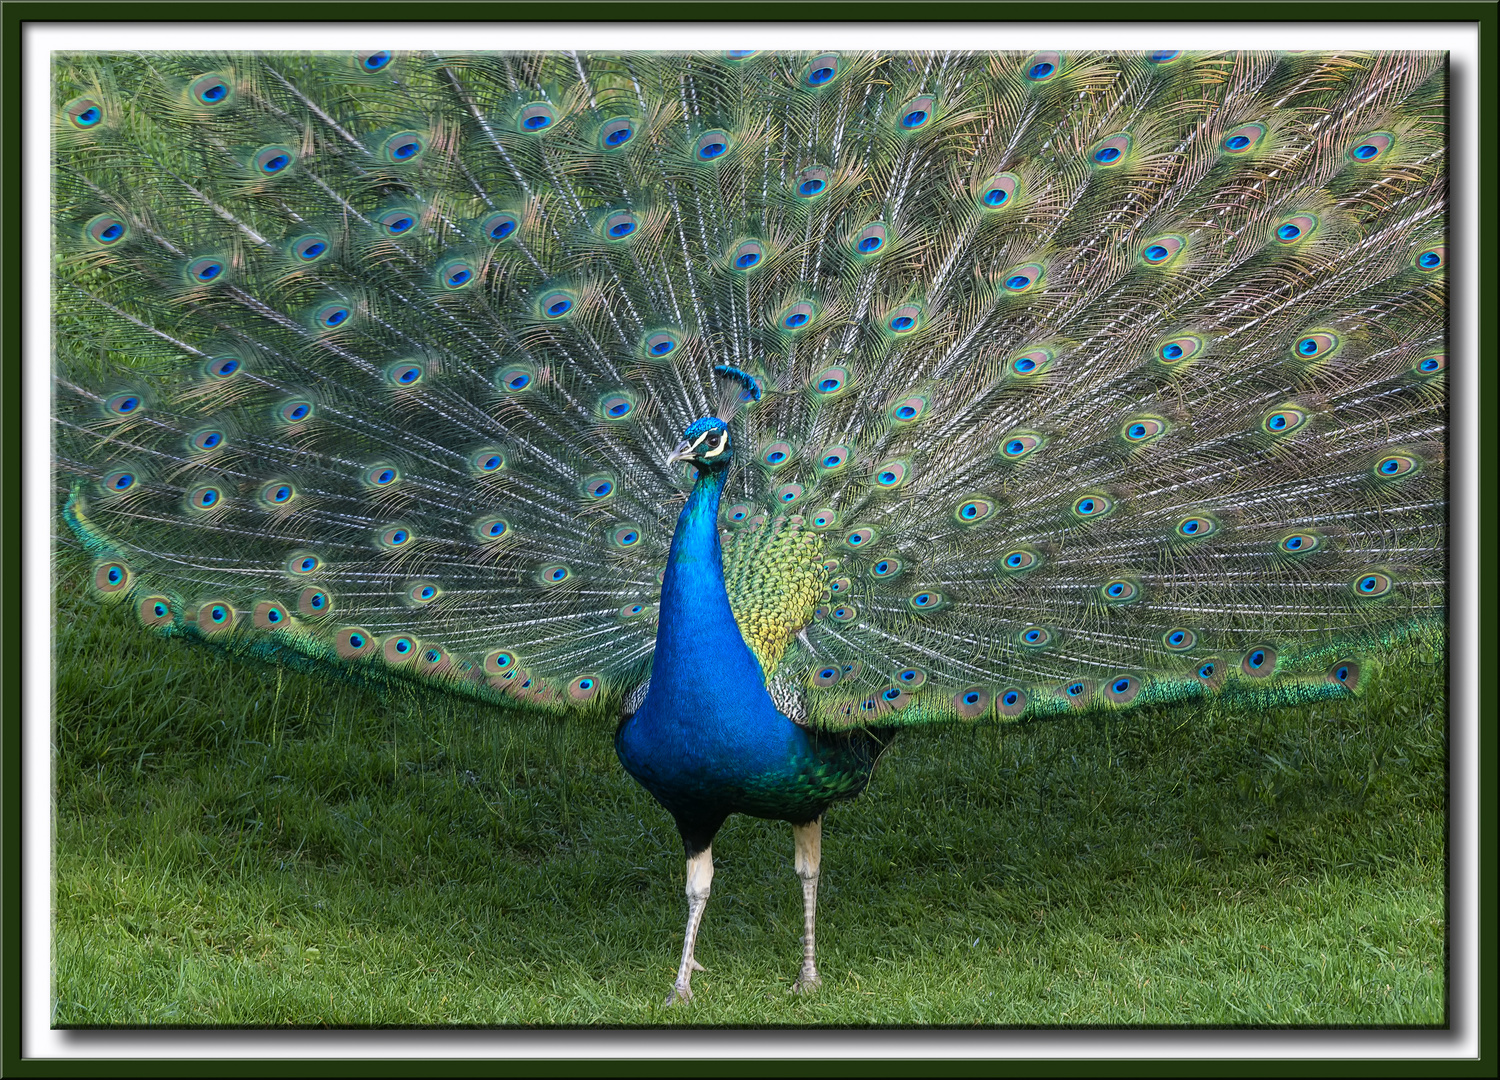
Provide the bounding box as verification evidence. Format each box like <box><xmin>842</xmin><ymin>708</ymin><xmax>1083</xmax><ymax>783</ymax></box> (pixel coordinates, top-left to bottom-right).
<box><xmin>51</xmin><ymin>48</ymin><xmax>1448</xmax><ymax>1007</ymax></box>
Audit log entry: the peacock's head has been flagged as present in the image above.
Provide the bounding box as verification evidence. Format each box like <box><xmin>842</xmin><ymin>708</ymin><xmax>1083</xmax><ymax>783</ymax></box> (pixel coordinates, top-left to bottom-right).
<box><xmin>666</xmin><ymin>417</ymin><xmax>734</xmax><ymax>472</ymax></box>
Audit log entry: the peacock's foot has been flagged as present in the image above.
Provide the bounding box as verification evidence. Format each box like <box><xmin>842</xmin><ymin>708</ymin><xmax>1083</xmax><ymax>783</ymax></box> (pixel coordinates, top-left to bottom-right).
<box><xmin>664</xmin><ymin>958</ymin><xmax>706</xmax><ymax>1006</ymax></box>
<box><xmin>789</xmin><ymin>969</ymin><xmax>822</xmax><ymax>995</ymax></box>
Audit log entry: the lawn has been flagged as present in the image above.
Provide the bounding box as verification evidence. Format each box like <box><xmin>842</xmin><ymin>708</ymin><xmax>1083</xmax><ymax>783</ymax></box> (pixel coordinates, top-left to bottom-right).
<box><xmin>50</xmin><ymin>543</ymin><xmax>1447</xmax><ymax>1027</ymax></box>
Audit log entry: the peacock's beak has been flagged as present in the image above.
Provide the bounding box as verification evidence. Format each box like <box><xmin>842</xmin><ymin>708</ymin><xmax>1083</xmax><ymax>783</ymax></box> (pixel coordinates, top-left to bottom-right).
<box><xmin>665</xmin><ymin>440</ymin><xmax>694</xmax><ymax>468</ymax></box>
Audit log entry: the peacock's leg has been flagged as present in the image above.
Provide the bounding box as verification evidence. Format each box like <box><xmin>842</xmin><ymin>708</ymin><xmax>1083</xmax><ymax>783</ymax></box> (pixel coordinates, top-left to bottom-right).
<box><xmin>666</xmin><ymin>845</ymin><xmax>713</xmax><ymax>1006</ymax></box>
<box><xmin>789</xmin><ymin>817</ymin><xmax>822</xmax><ymax>994</ymax></box>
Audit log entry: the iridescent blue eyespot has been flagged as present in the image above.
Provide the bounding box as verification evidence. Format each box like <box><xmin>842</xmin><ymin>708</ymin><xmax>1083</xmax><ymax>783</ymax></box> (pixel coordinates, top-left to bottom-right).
<box><xmin>360</xmin><ymin>51</ymin><xmax>392</xmax><ymax>71</ymax></box>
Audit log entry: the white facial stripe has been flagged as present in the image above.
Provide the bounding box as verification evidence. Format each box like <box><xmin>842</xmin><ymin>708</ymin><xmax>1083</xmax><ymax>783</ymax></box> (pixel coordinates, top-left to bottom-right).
<box><xmin>687</xmin><ymin>431</ymin><xmax>711</xmax><ymax>454</ymax></box>
<box><xmin>701</xmin><ymin>431</ymin><xmax>730</xmax><ymax>459</ymax></box>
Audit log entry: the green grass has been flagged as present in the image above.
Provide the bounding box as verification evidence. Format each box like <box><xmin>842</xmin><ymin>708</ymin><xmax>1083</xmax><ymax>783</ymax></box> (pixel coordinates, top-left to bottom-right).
<box><xmin>51</xmin><ymin>544</ymin><xmax>1446</xmax><ymax>1026</ymax></box>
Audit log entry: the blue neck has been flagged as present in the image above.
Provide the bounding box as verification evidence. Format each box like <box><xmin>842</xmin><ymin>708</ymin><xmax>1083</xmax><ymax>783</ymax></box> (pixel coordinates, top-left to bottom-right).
<box><xmin>646</xmin><ymin>466</ymin><xmax>768</xmax><ymax>716</ymax></box>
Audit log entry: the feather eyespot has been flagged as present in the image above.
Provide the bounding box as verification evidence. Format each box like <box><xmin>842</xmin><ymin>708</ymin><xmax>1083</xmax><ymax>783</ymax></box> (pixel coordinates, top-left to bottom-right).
<box><xmin>1024</xmin><ymin>52</ymin><xmax>1061</xmax><ymax>81</ymax></box>
<box><xmin>1348</xmin><ymin>131</ymin><xmax>1394</xmax><ymax>163</ymax></box>
<box><xmin>365</xmin><ymin>464</ymin><xmax>401</xmax><ymax>487</ymax></box>
<box><xmin>809</xmin><ymin>508</ymin><xmax>839</xmax><ymax>530</ymax></box>
<box><xmin>313</xmin><ymin>301</ymin><xmax>353</xmax><ymax>330</ymax></box>
<box><xmin>186</xmin><ymin>257</ymin><xmax>227</xmax><ymax>284</ymax></box>
<box><xmin>811</xmin><ymin>666</ymin><xmax>842</xmax><ymax>688</ymax></box>
<box><xmin>1274</xmin><ymin>214</ymin><xmax>1318</xmax><ymax>245</ymax></box>
<box><xmin>998</xmin><ymin>688</ymin><xmax>1028</xmax><ymax>718</ymax></box>
<box><xmin>380</xmin><ymin>131</ymin><xmax>426</xmax><ymax>165</ymax></box>
<box><xmin>538</xmin><ymin>290</ymin><xmax>575</xmax><ymax>319</ymax></box>
<box><xmin>1139</xmin><ymin>234</ymin><xmax>1185</xmax><ymax>267</ymax></box>
<box><xmin>335</xmin><ymin>627</ymin><xmax>376</xmax><ymax>659</ymax></box>
<box><xmin>198</xmin><ymin>601</ymin><xmax>236</xmax><ymax>633</ymax></box>
<box><xmin>908</xmin><ymin>591</ymin><xmax>944</xmax><ymax>611</ymax></box>
<box><xmin>1222</xmin><ymin>122</ymin><xmax>1266</xmax><ymax>154</ymax></box>
<box><xmin>695</xmin><ymin>129</ymin><xmax>731</xmax><ymax>160</ymax></box>
<box><xmin>1194</xmin><ymin>659</ymin><xmax>1223</xmax><ymax>686</ymax></box>
<box><xmin>1000</xmin><ymin>548</ymin><xmax>1040</xmax><ymax>572</ymax></box>
<box><xmin>618</xmin><ymin>602</ymin><xmax>652</xmax><ymax>621</ymax></box>
<box><xmin>811</xmin><ymin>365</ymin><xmax>850</xmax><ymax>396</ymax></box>
<box><xmin>610</xmin><ymin>524</ymin><xmax>643</xmax><ymax>548</ymax></box>
<box><xmin>64</xmin><ymin>96</ymin><xmax>104</xmax><ymax>129</ymax></box>
<box><xmin>1101</xmin><ymin>579</ymin><xmax>1140</xmax><ymax>602</ymax></box>
<box><xmin>1000</xmin><ymin>432</ymin><xmax>1044</xmax><ymax>461</ymax></box>
<box><xmin>1061</xmin><ymin>680</ymin><xmax>1093</xmax><ymax>706</ymax></box>
<box><xmin>978</xmin><ymin>173</ymin><xmax>1021</xmax><ymax>210</ymax></box>
<box><xmin>1019</xmin><ymin>625</ymin><xmax>1053</xmax><ymax>648</ymax></box>
<box><xmin>568</xmin><ymin>676</ymin><xmax>601</xmax><ymax>702</ymax></box>
<box><xmin>1155</xmin><ymin>334</ymin><xmax>1204</xmax><ymax>365</ymax></box>
<box><xmin>102</xmin><ymin>470</ymin><xmax>138</xmax><ymax>495</ymax></box>
<box><xmin>383</xmin><ymin>636</ymin><xmax>419</xmax><ymax>664</ymax></box>
<box><xmin>1279</xmin><ymin>532</ymin><xmax>1321</xmax><ymax>554</ymax></box>
<box><xmin>253</xmin><ymin>145</ymin><xmax>295</xmax><ymax>176</ymax></box>
<box><xmin>1293</xmin><ymin>332</ymin><xmax>1339</xmax><ymax>361</ymax></box>
<box><xmin>189</xmin><ymin>429</ymin><xmax>226</xmax><ymax>453</ymax></box>
<box><xmin>1261</xmin><ymin>407</ymin><xmax>1308</xmax><ymax>434</ymax></box>
<box><xmin>481</xmin><ymin>211</ymin><xmax>519</xmax><ymax>243</ymax></box>
<box><xmin>730</xmin><ymin>239</ymin><xmax>764</xmax><ymax>270</ymax></box>
<box><xmin>190</xmin><ymin>74</ymin><xmax>233</xmax><ymax>106</ymax></box>
<box><xmin>496</xmin><ymin>364</ymin><xmax>536</xmax><ymax>392</ymax></box>
<box><xmin>872</xmin><ymin>460</ymin><xmax>910</xmax><ymax>489</ymax></box>
<box><xmin>802</xmin><ymin>53</ymin><xmax>840</xmax><ymax>88</ymax></box>
<box><xmin>105</xmin><ymin>392</ymin><xmax>143</xmax><ymax>416</ymax></box>
<box><xmin>761</xmin><ymin>442</ymin><xmax>795</xmax><ymax>470</ymax></box>
<box><xmin>471</xmin><ymin>449</ymin><xmax>506</xmax><ymax>475</ymax></box>
<box><xmin>829</xmin><ymin>576</ymin><xmax>852</xmax><ymax>595</ymax></box>
<box><xmin>898</xmin><ymin>95</ymin><xmax>934</xmax><ymax>130</ymax></box>
<box><xmin>86</xmin><ymin>214</ymin><xmax>129</xmax><ymax>246</ymax></box>
<box><xmin>484</xmin><ymin>650</ymin><xmax>519</xmax><ymax>676</ymax></box>
<box><xmin>378</xmin><ymin>525</ymin><xmax>414</xmax><ymax>549</ymax></box>
<box><xmin>1146</xmin><ymin>50</ymin><xmax>1182</xmax><ymax>65</ymax></box>
<box><xmin>794</xmin><ymin>166</ymin><xmax>830</xmax><ymax>198</ymax></box>
<box><xmin>1162</xmin><ymin>628</ymin><xmax>1197</xmax><ymax>651</ymax></box>
<box><xmin>780</xmin><ymin>301</ymin><xmax>817</xmax><ymax>331</ymax></box>
<box><xmin>357</xmin><ymin>51</ymin><xmax>393</xmax><ymax>72</ymax></box>
<box><xmin>253</xmin><ymin>601</ymin><xmax>291</xmax><ymax>631</ymax></box>
<box><xmin>1413</xmin><ymin>354</ymin><xmax>1446</xmax><ymax>376</ymax></box>
<box><xmin>435</xmin><ymin>258</ymin><xmax>477</xmax><ymax>290</ymax></box>
<box><xmin>386</xmin><ymin>361</ymin><xmax>424</xmax><ymax>387</ymax></box>
<box><xmin>953</xmin><ymin>688</ymin><xmax>990</xmax><ymax>719</ymax></box>
<box><xmin>185</xmin><ymin>485</ymin><xmax>223</xmax><ymax>511</ymax></box>
<box><xmin>286</xmin><ymin>553</ymin><xmax>321</xmax><ymax>575</ymax></box>
<box><xmin>1002</xmin><ymin>263</ymin><xmax>1044</xmax><ymax>293</ymax></box>
<box><xmin>600</xmin><ymin>392</ymin><xmax>637</xmax><ymax>421</ymax></box>
<box><xmin>818</xmin><ymin>446</ymin><xmax>850</xmax><ymax>472</ymax></box>
<box><xmin>1010</xmin><ymin>348</ymin><xmax>1054</xmax><ymax>376</ymax></box>
<box><xmin>1241</xmin><ymin>647</ymin><xmax>1277</xmax><ymax>678</ymax></box>
<box><xmin>889</xmin><ymin>395</ymin><xmax>930</xmax><ymax>424</ymax></box>
<box><xmin>474</xmin><ymin>516</ymin><xmax>510</xmax><ymax>542</ymax></box>
<box><xmin>517</xmin><ymin>103</ymin><xmax>557</xmax><ymax>134</ymax></box>
<box><xmin>894</xmin><ymin>667</ymin><xmax>927</xmax><ymax>688</ymax></box>
<box><xmin>297</xmin><ymin>587</ymin><xmax>333</xmax><ymax>617</ymax></box>
<box><xmin>955</xmin><ymin>498</ymin><xmax>996</xmax><ymax>524</ymax></box>
<box><xmin>1175</xmin><ymin>515</ymin><xmax>1218</xmax><ymax>539</ymax></box>
<box><xmin>854</xmin><ymin>222</ymin><xmax>888</xmax><ymax>255</ymax></box>
<box><xmin>1122</xmin><ymin>417</ymin><xmax>1167</xmax><ymax>443</ymax></box>
<box><xmin>601</xmin><ymin>210</ymin><xmax>639</xmax><ymax>241</ymax></box>
<box><xmin>139</xmin><ymin>596</ymin><xmax>173</xmax><ymax>627</ymax></box>
<box><xmin>599</xmin><ymin>117</ymin><xmax>636</xmax><ymax>150</ymax></box>
<box><xmin>539</xmin><ymin>564</ymin><xmax>572</xmax><ymax>585</ymax></box>
<box><xmin>844</xmin><ymin>527</ymin><xmax>877</xmax><ymax>549</ymax></box>
<box><xmin>93</xmin><ymin>561</ymin><xmax>130</xmax><ymax>594</ymax></box>
<box><xmin>583</xmin><ymin>475</ymin><xmax>617</xmax><ymax>500</ymax></box>
<box><xmin>1414</xmin><ymin>246</ymin><xmax>1445</xmax><ymax>272</ymax></box>
<box><xmin>1328</xmin><ymin>660</ymin><xmax>1361</xmax><ymax>689</ymax></box>
<box><xmin>1353</xmin><ymin>571</ymin><xmax>1394</xmax><ymax>598</ymax></box>
<box><xmin>1089</xmin><ymin>133</ymin><xmax>1132</xmax><ymax>167</ymax></box>
<box><xmin>870</xmin><ymin>558</ymin><xmax>902</xmax><ymax>578</ymax></box>
<box><xmin>277</xmin><ymin>399</ymin><xmax>314</xmax><ymax>426</ymax></box>
<box><xmin>885</xmin><ymin>304</ymin><xmax>921</xmax><ymax>334</ymax></box>
<box><xmin>1374</xmin><ymin>453</ymin><xmax>1420</xmax><ymax>479</ymax></box>
<box><xmin>775</xmin><ymin>482</ymin><xmax>806</xmax><ymax>505</ymax></box>
<box><xmin>1071</xmin><ymin>494</ymin><xmax>1114</xmax><ymax>520</ymax></box>
<box><xmin>643</xmin><ymin>330</ymin><xmax>680</xmax><ymax>358</ymax></box>
<box><xmin>376</xmin><ymin>207</ymin><xmax>418</xmax><ymax>236</ymax></box>
<box><xmin>1105</xmin><ymin>676</ymin><xmax>1141</xmax><ymax>704</ymax></box>
<box><xmin>830</xmin><ymin>604</ymin><xmax>858</xmax><ymax>622</ymax></box>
